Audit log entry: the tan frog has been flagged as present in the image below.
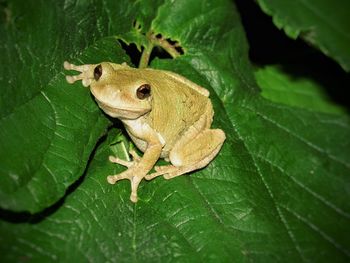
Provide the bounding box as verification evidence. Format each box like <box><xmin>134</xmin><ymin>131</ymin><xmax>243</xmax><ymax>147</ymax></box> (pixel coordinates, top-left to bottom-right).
<box><xmin>64</xmin><ymin>61</ymin><xmax>225</xmax><ymax>202</ymax></box>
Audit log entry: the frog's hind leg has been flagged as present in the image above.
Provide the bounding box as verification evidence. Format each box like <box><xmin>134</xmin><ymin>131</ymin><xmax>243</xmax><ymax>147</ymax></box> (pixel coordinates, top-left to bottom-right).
<box><xmin>145</xmin><ymin>102</ymin><xmax>225</xmax><ymax>180</ymax></box>
<box><xmin>145</xmin><ymin>128</ymin><xmax>225</xmax><ymax>180</ymax></box>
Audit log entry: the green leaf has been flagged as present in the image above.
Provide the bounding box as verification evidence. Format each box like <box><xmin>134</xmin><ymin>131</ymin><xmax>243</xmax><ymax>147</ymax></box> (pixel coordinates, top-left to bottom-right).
<box><xmin>1</xmin><ymin>0</ymin><xmax>350</xmax><ymax>262</ymax></box>
<box><xmin>255</xmin><ymin>0</ymin><xmax>350</xmax><ymax>72</ymax></box>
<box><xmin>255</xmin><ymin>65</ymin><xmax>346</xmax><ymax>114</ymax></box>
<box><xmin>0</xmin><ymin>0</ymin><xmax>141</xmax><ymax>212</ymax></box>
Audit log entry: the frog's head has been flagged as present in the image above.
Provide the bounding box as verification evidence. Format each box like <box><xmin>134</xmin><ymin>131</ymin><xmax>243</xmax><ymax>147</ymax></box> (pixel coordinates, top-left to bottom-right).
<box><xmin>89</xmin><ymin>63</ymin><xmax>153</xmax><ymax>119</ymax></box>
<box><xmin>64</xmin><ymin>61</ymin><xmax>152</xmax><ymax>119</ymax></box>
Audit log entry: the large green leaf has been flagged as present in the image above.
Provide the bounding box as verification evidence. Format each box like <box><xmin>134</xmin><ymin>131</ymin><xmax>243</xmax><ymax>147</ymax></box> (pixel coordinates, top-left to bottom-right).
<box><xmin>255</xmin><ymin>65</ymin><xmax>346</xmax><ymax>114</ymax></box>
<box><xmin>0</xmin><ymin>0</ymin><xmax>145</xmax><ymax>212</ymax></box>
<box><xmin>255</xmin><ymin>0</ymin><xmax>350</xmax><ymax>72</ymax></box>
<box><xmin>1</xmin><ymin>0</ymin><xmax>350</xmax><ymax>261</ymax></box>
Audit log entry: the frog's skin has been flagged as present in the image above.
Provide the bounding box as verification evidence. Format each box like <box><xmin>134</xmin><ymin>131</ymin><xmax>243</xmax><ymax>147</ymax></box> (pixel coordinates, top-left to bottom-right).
<box><xmin>64</xmin><ymin>61</ymin><xmax>226</xmax><ymax>202</ymax></box>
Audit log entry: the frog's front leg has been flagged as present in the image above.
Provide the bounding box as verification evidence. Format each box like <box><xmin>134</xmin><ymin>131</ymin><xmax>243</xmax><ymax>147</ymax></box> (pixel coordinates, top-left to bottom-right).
<box><xmin>63</xmin><ymin>61</ymin><xmax>130</xmax><ymax>87</ymax></box>
<box><xmin>108</xmin><ymin>122</ymin><xmax>162</xmax><ymax>202</ymax></box>
<box><xmin>63</xmin><ymin>61</ymin><xmax>97</xmax><ymax>87</ymax></box>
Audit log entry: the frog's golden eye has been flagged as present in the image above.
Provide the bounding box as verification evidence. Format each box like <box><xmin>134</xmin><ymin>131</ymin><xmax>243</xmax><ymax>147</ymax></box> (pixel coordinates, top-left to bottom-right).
<box><xmin>137</xmin><ymin>84</ymin><xmax>151</xmax><ymax>99</ymax></box>
<box><xmin>94</xmin><ymin>64</ymin><xmax>102</xmax><ymax>81</ymax></box>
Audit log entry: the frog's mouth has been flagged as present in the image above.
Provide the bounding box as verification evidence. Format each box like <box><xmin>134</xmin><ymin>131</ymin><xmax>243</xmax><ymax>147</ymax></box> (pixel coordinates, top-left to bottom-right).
<box><xmin>95</xmin><ymin>99</ymin><xmax>150</xmax><ymax>119</ymax></box>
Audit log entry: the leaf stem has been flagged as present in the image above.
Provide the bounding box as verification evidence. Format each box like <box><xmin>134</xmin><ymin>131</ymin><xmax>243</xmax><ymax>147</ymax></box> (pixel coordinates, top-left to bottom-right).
<box><xmin>138</xmin><ymin>32</ymin><xmax>182</xmax><ymax>68</ymax></box>
<box><xmin>138</xmin><ymin>41</ymin><xmax>154</xmax><ymax>69</ymax></box>
<box><xmin>150</xmin><ymin>34</ymin><xmax>182</xmax><ymax>59</ymax></box>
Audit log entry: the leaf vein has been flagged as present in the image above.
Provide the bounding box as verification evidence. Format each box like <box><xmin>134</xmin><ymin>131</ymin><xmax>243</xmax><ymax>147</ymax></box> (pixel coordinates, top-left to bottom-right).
<box><xmin>232</xmin><ymin>116</ymin><xmax>306</xmax><ymax>261</ymax></box>
<box><xmin>244</xmin><ymin>105</ymin><xmax>350</xmax><ymax>169</ymax></box>
<box><xmin>280</xmin><ymin>204</ymin><xmax>350</xmax><ymax>257</ymax></box>
<box><xmin>250</xmin><ymin>155</ymin><xmax>306</xmax><ymax>261</ymax></box>
<box><xmin>255</xmin><ymin>154</ymin><xmax>350</xmax><ymax>219</ymax></box>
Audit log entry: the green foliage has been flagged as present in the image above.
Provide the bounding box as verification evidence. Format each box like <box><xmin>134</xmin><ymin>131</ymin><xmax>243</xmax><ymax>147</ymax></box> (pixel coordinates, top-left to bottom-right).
<box><xmin>256</xmin><ymin>66</ymin><xmax>346</xmax><ymax>114</ymax></box>
<box><xmin>256</xmin><ymin>0</ymin><xmax>350</xmax><ymax>72</ymax></box>
<box><xmin>0</xmin><ymin>0</ymin><xmax>349</xmax><ymax>262</ymax></box>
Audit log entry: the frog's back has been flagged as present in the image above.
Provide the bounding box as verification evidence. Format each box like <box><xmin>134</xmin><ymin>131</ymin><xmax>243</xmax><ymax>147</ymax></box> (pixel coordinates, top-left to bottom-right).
<box><xmin>142</xmin><ymin>69</ymin><xmax>212</xmax><ymax>155</ymax></box>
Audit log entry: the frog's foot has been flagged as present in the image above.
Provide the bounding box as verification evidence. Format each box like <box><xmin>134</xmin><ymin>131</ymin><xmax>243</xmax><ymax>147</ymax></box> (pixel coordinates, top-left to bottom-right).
<box><xmin>145</xmin><ymin>165</ymin><xmax>196</xmax><ymax>180</ymax></box>
<box><xmin>107</xmin><ymin>169</ymin><xmax>143</xmax><ymax>203</ymax></box>
<box><xmin>63</xmin><ymin>61</ymin><xmax>95</xmax><ymax>87</ymax></box>
<box><xmin>145</xmin><ymin>165</ymin><xmax>177</xmax><ymax>180</ymax></box>
<box><xmin>108</xmin><ymin>150</ymin><xmax>143</xmax><ymax>202</ymax></box>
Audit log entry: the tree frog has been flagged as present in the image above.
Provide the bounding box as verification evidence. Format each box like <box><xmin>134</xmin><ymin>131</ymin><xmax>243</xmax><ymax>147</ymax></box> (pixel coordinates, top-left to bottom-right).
<box><xmin>64</xmin><ymin>61</ymin><xmax>226</xmax><ymax>202</ymax></box>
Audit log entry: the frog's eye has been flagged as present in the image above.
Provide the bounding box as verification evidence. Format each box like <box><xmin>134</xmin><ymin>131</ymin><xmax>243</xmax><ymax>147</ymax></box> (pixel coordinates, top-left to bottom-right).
<box><xmin>136</xmin><ymin>84</ymin><xmax>151</xmax><ymax>99</ymax></box>
<box><xmin>94</xmin><ymin>64</ymin><xmax>103</xmax><ymax>81</ymax></box>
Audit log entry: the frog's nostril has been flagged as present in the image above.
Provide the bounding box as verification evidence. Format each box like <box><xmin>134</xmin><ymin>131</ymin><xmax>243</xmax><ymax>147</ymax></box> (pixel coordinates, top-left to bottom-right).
<box><xmin>94</xmin><ymin>64</ymin><xmax>103</xmax><ymax>81</ymax></box>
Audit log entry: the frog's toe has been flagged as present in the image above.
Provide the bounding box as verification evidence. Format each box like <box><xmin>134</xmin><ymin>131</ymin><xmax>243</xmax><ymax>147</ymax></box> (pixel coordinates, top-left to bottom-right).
<box><xmin>107</xmin><ymin>174</ymin><xmax>124</xmax><ymax>184</ymax></box>
<box><xmin>163</xmin><ymin>173</ymin><xmax>174</xmax><ymax>180</ymax></box>
<box><xmin>107</xmin><ymin>175</ymin><xmax>117</xmax><ymax>184</ymax></box>
<box><xmin>63</xmin><ymin>61</ymin><xmax>96</xmax><ymax>86</ymax></box>
<box><xmin>145</xmin><ymin>165</ymin><xmax>177</xmax><ymax>180</ymax></box>
<box><xmin>107</xmin><ymin>170</ymin><xmax>143</xmax><ymax>203</ymax></box>
<box><xmin>130</xmin><ymin>192</ymin><xmax>138</xmax><ymax>203</ymax></box>
<box><xmin>109</xmin><ymin>155</ymin><xmax>134</xmax><ymax>167</ymax></box>
<box><xmin>63</xmin><ymin>61</ymin><xmax>74</xmax><ymax>70</ymax></box>
<box><xmin>129</xmin><ymin>149</ymin><xmax>141</xmax><ymax>162</ymax></box>
<box><xmin>63</xmin><ymin>61</ymin><xmax>92</xmax><ymax>73</ymax></box>
<box><xmin>154</xmin><ymin>165</ymin><xmax>166</xmax><ymax>172</ymax></box>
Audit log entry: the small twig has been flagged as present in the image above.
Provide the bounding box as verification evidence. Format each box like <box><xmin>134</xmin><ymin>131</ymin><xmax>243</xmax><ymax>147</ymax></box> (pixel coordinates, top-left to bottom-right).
<box><xmin>150</xmin><ymin>34</ymin><xmax>182</xmax><ymax>59</ymax></box>
<box><xmin>138</xmin><ymin>32</ymin><xmax>182</xmax><ymax>68</ymax></box>
<box><xmin>138</xmin><ymin>41</ymin><xmax>154</xmax><ymax>68</ymax></box>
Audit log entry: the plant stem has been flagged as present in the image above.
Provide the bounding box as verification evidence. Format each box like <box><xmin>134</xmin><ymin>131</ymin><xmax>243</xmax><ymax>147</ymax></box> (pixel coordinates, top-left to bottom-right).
<box><xmin>138</xmin><ymin>42</ymin><xmax>154</xmax><ymax>68</ymax></box>
<box><xmin>150</xmin><ymin>35</ymin><xmax>182</xmax><ymax>59</ymax></box>
<box><xmin>138</xmin><ymin>32</ymin><xmax>182</xmax><ymax>68</ymax></box>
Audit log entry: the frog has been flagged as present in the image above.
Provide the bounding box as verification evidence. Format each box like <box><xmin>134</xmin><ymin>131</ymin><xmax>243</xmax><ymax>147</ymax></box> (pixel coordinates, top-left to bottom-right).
<box><xmin>64</xmin><ymin>61</ymin><xmax>226</xmax><ymax>202</ymax></box>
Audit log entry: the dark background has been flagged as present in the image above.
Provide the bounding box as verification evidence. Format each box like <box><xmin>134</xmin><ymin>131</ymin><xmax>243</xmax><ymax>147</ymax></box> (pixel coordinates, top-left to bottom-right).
<box><xmin>235</xmin><ymin>0</ymin><xmax>350</xmax><ymax>111</ymax></box>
